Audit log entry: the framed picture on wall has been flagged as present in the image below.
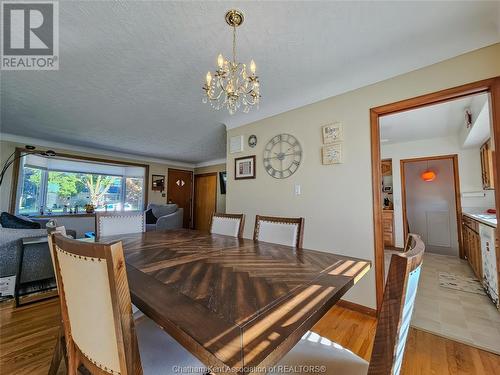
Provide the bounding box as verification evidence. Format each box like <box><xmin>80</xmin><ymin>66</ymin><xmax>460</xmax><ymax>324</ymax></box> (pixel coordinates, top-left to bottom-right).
<box><xmin>234</xmin><ymin>156</ymin><xmax>256</xmax><ymax>180</ymax></box>
<box><xmin>152</xmin><ymin>174</ymin><xmax>165</xmax><ymax>191</ymax></box>
<box><xmin>322</xmin><ymin>122</ymin><xmax>343</xmax><ymax>144</ymax></box>
<box><xmin>322</xmin><ymin>143</ymin><xmax>343</xmax><ymax>164</ymax></box>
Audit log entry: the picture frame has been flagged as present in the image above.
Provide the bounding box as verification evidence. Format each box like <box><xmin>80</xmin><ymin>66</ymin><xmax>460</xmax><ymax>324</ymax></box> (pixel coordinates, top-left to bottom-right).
<box><xmin>322</xmin><ymin>143</ymin><xmax>343</xmax><ymax>164</ymax></box>
<box><xmin>322</xmin><ymin>122</ymin><xmax>343</xmax><ymax>144</ymax></box>
<box><xmin>151</xmin><ymin>174</ymin><xmax>165</xmax><ymax>191</ymax></box>
<box><xmin>234</xmin><ymin>155</ymin><xmax>256</xmax><ymax>180</ymax></box>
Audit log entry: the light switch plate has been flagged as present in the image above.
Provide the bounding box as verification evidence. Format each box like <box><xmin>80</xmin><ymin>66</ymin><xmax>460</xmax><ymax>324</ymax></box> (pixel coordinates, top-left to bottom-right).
<box><xmin>295</xmin><ymin>184</ymin><xmax>301</xmax><ymax>196</ymax></box>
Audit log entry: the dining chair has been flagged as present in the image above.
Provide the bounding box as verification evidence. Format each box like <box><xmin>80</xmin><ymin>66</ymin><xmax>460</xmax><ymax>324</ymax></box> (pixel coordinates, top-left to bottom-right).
<box><xmin>274</xmin><ymin>234</ymin><xmax>425</xmax><ymax>375</ymax></box>
<box><xmin>48</xmin><ymin>233</ymin><xmax>205</xmax><ymax>375</ymax></box>
<box><xmin>95</xmin><ymin>212</ymin><xmax>145</xmax><ymax>238</ymax></box>
<box><xmin>253</xmin><ymin>215</ymin><xmax>304</xmax><ymax>248</ymax></box>
<box><xmin>209</xmin><ymin>213</ymin><xmax>245</xmax><ymax>238</ymax></box>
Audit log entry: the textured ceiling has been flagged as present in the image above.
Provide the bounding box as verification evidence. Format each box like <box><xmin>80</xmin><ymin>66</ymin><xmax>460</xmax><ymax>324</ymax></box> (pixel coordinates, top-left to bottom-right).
<box><xmin>1</xmin><ymin>1</ymin><xmax>499</xmax><ymax>163</ymax></box>
<box><xmin>380</xmin><ymin>94</ymin><xmax>488</xmax><ymax>144</ymax></box>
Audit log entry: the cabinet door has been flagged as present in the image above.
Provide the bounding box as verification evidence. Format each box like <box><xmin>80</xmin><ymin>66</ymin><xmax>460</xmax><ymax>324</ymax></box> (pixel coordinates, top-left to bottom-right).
<box><xmin>481</xmin><ymin>139</ymin><xmax>495</xmax><ymax>190</ymax></box>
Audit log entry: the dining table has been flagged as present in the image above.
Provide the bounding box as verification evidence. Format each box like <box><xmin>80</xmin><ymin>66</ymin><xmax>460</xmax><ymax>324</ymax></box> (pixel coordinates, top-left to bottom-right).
<box><xmin>100</xmin><ymin>229</ymin><xmax>371</xmax><ymax>374</ymax></box>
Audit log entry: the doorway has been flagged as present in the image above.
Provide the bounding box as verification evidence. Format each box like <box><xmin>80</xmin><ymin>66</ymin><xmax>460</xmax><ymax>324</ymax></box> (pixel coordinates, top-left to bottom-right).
<box><xmin>371</xmin><ymin>77</ymin><xmax>500</xmax><ymax>310</ymax></box>
<box><xmin>401</xmin><ymin>155</ymin><xmax>462</xmax><ymax>257</ymax></box>
<box><xmin>372</xmin><ymin>79</ymin><xmax>500</xmax><ymax>353</ymax></box>
<box><xmin>167</xmin><ymin>169</ymin><xmax>193</xmax><ymax>228</ymax></box>
<box><xmin>194</xmin><ymin>173</ymin><xmax>217</xmax><ymax>231</ymax></box>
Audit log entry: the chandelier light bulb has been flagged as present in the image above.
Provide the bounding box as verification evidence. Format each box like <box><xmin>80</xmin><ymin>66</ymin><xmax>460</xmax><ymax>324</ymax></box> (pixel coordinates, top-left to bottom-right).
<box><xmin>250</xmin><ymin>59</ymin><xmax>256</xmax><ymax>74</ymax></box>
<box><xmin>217</xmin><ymin>54</ymin><xmax>224</xmax><ymax>68</ymax></box>
<box><xmin>206</xmin><ymin>71</ymin><xmax>212</xmax><ymax>85</ymax></box>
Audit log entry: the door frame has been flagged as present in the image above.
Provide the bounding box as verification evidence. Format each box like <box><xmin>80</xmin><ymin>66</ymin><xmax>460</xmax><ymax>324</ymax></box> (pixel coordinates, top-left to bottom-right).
<box><xmin>400</xmin><ymin>154</ymin><xmax>463</xmax><ymax>258</ymax></box>
<box><xmin>167</xmin><ymin>168</ymin><xmax>194</xmax><ymax>228</ymax></box>
<box><xmin>193</xmin><ymin>172</ymin><xmax>218</xmax><ymax>230</ymax></box>
<box><xmin>371</xmin><ymin>76</ymin><xmax>500</xmax><ymax>311</ymax></box>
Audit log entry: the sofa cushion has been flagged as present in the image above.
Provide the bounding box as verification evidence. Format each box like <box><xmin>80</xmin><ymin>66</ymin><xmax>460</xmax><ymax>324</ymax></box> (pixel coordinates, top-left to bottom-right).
<box><xmin>145</xmin><ymin>209</ymin><xmax>157</xmax><ymax>224</ymax></box>
<box><xmin>0</xmin><ymin>212</ymin><xmax>41</xmax><ymax>229</ymax></box>
<box><xmin>148</xmin><ymin>204</ymin><xmax>178</xmax><ymax>219</ymax></box>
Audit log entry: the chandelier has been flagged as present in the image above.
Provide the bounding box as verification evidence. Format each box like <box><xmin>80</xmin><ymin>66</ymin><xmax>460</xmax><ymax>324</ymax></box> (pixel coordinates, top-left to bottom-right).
<box><xmin>203</xmin><ymin>10</ymin><xmax>260</xmax><ymax>115</ymax></box>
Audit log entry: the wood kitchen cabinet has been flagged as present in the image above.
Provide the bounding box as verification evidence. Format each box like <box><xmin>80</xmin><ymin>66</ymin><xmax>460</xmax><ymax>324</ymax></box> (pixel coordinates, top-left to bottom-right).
<box><xmin>462</xmin><ymin>215</ymin><xmax>483</xmax><ymax>279</ymax></box>
<box><xmin>383</xmin><ymin>210</ymin><xmax>395</xmax><ymax>247</ymax></box>
<box><xmin>480</xmin><ymin>138</ymin><xmax>495</xmax><ymax>190</ymax></box>
<box><xmin>381</xmin><ymin>159</ymin><xmax>392</xmax><ymax>176</ymax></box>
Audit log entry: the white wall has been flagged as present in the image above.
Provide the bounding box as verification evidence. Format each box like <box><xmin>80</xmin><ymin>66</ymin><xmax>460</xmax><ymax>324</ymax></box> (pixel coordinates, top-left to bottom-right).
<box><xmin>226</xmin><ymin>43</ymin><xmax>500</xmax><ymax>309</ymax></box>
<box><xmin>381</xmin><ymin>135</ymin><xmax>495</xmax><ymax>247</ymax></box>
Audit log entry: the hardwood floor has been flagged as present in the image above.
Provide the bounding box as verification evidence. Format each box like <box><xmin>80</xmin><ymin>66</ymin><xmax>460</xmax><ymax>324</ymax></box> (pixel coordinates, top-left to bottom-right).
<box><xmin>0</xmin><ymin>298</ymin><xmax>498</xmax><ymax>374</ymax></box>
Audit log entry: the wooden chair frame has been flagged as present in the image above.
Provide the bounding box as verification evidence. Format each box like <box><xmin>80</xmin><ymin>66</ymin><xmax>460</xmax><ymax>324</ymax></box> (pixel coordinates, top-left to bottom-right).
<box><xmin>95</xmin><ymin>211</ymin><xmax>145</xmax><ymax>239</ymax></box>
<box><xmin>49</xmin><ymin>233</ymin><xmax>142</xmax><ymax>375</ymax></box>
<box><xmin>209</xmin><ymin>212</ymin><xmax>245</xmax><ymax>238</ymax></box>
<box><xmin>368</xmin><ymin>233</ymin><xmax>425</xmax><ymax>375</ymax></box>
<box><xmin>253</xmin><ymin>215</ymin><xmax>305</xmax><ymax>248</ymax></box>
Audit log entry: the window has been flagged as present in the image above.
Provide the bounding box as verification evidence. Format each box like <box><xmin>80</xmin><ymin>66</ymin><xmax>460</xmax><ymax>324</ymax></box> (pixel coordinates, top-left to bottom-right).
<box><xmin>16</xmin><ymin>154</ymin><xmax>146</xmax><ymax>215</ymax></box>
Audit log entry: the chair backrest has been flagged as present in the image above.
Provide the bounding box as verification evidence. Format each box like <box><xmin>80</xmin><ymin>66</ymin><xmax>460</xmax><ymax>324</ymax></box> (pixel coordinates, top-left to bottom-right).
<box><xmin>95</xmin><ymin>212</ymin><xmax>145</xmax><ymax>238</ymax></box>
<box><xmin>210</xmin><ymin>213</ymin><xmax>245</xmax><ymax>238</ymax></box>
<box><xmin>253</xmin><ymin>215</ymin><xmax>304</xmax><ymax>248</ymax></box>
<box><xmin>49</xmin><ymin>233</ymin><xmax>141</xmax><ymax>375</ymax></box>
<box><xmin>368</xmin><ymin>234</ymin><xmax>425</xmax><ymax>375</ymax></box>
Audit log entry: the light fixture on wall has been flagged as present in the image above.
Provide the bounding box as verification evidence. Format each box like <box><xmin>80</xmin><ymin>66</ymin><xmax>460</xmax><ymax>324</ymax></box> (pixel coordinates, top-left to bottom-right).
<box><xmin>202</xmin><ymin>10</ymin><xmax>261</xmax><ymax>115</ymax></box>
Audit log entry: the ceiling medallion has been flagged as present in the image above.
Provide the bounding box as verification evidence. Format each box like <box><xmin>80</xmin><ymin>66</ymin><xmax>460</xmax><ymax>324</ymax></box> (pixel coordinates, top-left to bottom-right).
<box><xmin>203</xmin><ymin>9</ymin><xmax>261</xmax><ymax>115</ymax></box>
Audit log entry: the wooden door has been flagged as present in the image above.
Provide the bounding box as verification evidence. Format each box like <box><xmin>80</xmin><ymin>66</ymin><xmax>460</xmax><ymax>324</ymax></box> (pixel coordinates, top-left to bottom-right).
<box><xmin>167</xmin><ymin>169</ymin><xmax>193</xmax><ymax>228</ymax></box>
<box><xmin>194</xmin><ymin>173</ymin><xmax>217</xmax><ymax>231</ymax></box>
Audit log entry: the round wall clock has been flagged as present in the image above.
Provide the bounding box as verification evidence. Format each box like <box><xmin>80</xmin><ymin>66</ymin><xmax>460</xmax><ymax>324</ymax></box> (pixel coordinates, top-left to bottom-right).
<box><xmin>263</xmin><ymin>134</ymin><xmax>302</xmax><ymax>179</ymax></box>
<box><xmin>248</xmin><ymin>134</ymin><xmax>257</xmax><ymax>148</ymax></box>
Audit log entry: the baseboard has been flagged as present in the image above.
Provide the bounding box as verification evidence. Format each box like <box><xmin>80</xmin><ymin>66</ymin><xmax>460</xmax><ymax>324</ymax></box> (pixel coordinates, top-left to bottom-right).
<box><xmin>337</xmin><ymin>299</ymin><xmax>377</xmax><ymax>317</ymax></box>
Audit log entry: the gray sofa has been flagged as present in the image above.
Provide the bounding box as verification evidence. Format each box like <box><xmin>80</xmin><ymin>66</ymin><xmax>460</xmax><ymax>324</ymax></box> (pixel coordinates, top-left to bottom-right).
<box><xmin>0</xmin><ymin>217</ymin><xmax>76</xmax><ymax>298</ymax></box>
<box><xmin>144</xmin><ymin>203</ymin><xmax>183</xmax><ymax>232</ymax></box>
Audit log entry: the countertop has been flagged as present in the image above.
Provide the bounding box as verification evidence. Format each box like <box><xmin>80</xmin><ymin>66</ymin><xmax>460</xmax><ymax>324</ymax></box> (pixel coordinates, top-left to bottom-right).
<box><xmin>463</xmin><ymin>212</ymin><xmax>497</xmax><ymax>228</ymax></box>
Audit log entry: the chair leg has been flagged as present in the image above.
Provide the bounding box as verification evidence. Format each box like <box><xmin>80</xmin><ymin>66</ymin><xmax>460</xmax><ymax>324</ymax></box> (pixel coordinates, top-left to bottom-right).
<box><xmin>48</xmin><ymin>326</ymin><xmax>66</xmax><ymax>375</ymax></box>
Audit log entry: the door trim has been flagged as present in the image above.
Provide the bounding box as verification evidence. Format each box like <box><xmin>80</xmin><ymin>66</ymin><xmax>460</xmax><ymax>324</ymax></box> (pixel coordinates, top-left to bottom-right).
<box><xmin>167</xmin><ymin>168</ymin><xmax>194</xmax><ymax>228</ymax></box>
<box><xmin>400</xmin><ymin>154</ymin><xmax>463</xmax><ymax>258</ymax></box>
<box><xmin>193</xmin><ymin>172</ymin><xmax>218</xmax><ymax>230</ymax></box>
<box><xmin>370</xmin><ymin>76</ymin><xmax>500</xmax><ymax>311</ymax></box>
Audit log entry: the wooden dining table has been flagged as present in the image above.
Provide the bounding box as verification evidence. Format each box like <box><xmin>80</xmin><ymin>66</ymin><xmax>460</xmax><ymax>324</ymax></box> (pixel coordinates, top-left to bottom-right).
<box><xmin>101</xmin><ymin>229</ymin><xmax>371</xmax><ymax>374</ymax></box>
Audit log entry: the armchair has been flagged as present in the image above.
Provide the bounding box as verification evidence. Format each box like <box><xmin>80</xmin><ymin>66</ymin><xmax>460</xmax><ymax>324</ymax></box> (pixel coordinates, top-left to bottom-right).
<box><xmin>144</xmin><ymin>203</ymin><xmax>183</xmax><ymax>232</ymax></box>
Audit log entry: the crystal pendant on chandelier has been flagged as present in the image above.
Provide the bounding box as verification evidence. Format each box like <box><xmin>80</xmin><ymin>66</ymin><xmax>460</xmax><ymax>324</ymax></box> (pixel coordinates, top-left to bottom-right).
<box><xmin>203</xmin><ymin>10</ymin><xmax>261</xmax><ymax>115</ymax></box>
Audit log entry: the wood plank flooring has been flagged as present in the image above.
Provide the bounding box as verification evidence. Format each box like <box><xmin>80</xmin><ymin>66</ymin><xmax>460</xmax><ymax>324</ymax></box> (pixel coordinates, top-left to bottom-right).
<box><xmin>0</xmin><ymin>298</ymin><xmax>498</xmax><ymax>374</ymax></box>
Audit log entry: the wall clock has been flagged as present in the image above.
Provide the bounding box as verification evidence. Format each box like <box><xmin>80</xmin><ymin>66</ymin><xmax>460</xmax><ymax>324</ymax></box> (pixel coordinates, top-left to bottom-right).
<box><xmin>263</xmin><ymin>134</ymin><xmax>302</xmax><ymax>179</ymax></box>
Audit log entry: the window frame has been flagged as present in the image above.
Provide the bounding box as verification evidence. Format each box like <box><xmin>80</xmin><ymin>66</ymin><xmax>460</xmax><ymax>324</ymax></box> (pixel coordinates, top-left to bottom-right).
<box><xmin>10</xmin><ymin>147</ymin><xmax>149</xmax><ymax>215</ymax></box>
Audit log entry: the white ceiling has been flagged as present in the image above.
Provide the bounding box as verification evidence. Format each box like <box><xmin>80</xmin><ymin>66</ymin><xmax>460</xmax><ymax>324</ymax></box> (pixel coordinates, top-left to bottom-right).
<box><xmin>380</xmin><ymin>93</ymin><xmax>489</xmax><ymax>145</ymax></box>
<box><xmin>1</xmin><ymin>1</ymin><xmax>499</xmax><ymax>163</ymax></box>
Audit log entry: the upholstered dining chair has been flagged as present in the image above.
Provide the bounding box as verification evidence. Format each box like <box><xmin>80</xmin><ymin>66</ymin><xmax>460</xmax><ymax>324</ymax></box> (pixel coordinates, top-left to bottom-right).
<box><xmin>48</xmin><ymin>233</ymin><xmax>205</xmax><ymax>375</ymax></box>
<box><xmin>273</xmin><ymin>234</ymin><xmax>425</xmax><ymax>375</ymax></box>
<box><xmin>253</xmin><ymin>215</ymin><xmax>304</xmax><ymax>248</ymax></box>
<box><xmin>95</xmin><ymin>212</ymin><xmax>145</xmax><ymax>238</ymax></box>
<box><xmin>209</xmin><ymin>213</ymin><xmax>245</xmax><ymax>238</ymax></box>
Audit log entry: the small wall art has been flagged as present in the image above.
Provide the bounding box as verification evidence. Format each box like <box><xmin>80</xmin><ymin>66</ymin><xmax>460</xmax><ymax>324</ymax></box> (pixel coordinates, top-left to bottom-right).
<box><xmin>322</xmin><ymin>143</ymin><xmax>343</xmax><ymax>165</ymax></box>
<box><xmin>322</xmin><ymin>122</ymin><xmax>343</xmax><ymax>144</ymax></box>
<box><xmin>234</xmin><ymin>155</ymin><xmax>256</xmax><ymax>180</ymax></box>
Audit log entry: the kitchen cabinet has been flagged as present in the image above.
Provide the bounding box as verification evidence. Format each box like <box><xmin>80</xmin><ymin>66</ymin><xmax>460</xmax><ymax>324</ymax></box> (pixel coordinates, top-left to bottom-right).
<box><xmin>462</xmin><ymin>215</ymin><xmax>483</xmax><ymax>279</ymax></box>
<box><xmin>480</xmin><ymin>138</ymin><xmax>495</xmax><ymax>190</ymax></box>
<box><xmin>383</xmin><ymin>210</ymin><xmax>395</xmax><ymax>247</ymax></box>
<box><xmin>381</xmin><ymin>159</ymin><xmax>392</xmax><ymax>176</ymax></box>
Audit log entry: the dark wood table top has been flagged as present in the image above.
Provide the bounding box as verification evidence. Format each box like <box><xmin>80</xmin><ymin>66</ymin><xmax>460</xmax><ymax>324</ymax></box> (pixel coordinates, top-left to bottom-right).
<box><xmin>102</xmin><ymin>229</ymin><xmax>371</xmax><ymax>373</ymax></box>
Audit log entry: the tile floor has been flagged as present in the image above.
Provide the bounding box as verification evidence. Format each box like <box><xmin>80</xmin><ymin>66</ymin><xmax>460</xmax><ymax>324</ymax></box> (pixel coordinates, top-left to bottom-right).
<box><xmin>385</xmin><ymin>250</ymin><xmax>500</xmax><ymax>355</ymax></box>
